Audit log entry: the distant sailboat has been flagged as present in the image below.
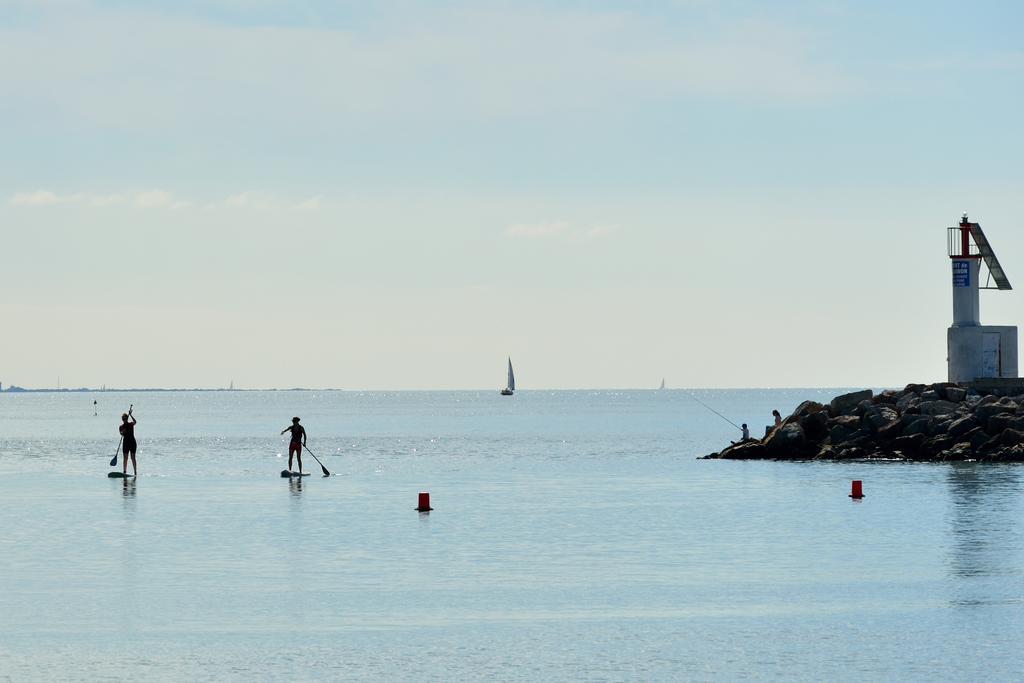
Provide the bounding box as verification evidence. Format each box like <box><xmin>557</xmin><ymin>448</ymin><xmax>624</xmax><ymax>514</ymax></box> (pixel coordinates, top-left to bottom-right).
<box><xmin>501</xmin><ymin>357</ymin><xmax>515</xmax><ymax>396</ymax></box>
<box><xmin>659</xmin><ymin>378</ymin><xmax>666</xmax><ymax>390</ymax></box>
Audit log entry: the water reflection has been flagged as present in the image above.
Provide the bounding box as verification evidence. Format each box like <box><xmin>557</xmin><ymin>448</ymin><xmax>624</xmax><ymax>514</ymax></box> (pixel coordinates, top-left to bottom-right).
<box><xmin>946</xmin><ymin>463</ymin><xmax>1024</xmax><ymax>607</ymax></box>
<box><xmin>122</xmin><ymin>477</ymin><xmax>137</xmax><ymax>498</ymax></box>
<box><xmin>289</xmin><ymin>477</ymin><xmax>304</xmax><ymax>497</ymax></box>
<box><xmin>946</xmin><ymin>464</ymin><xmax>1020</xmax><ymax>576</ymax></box>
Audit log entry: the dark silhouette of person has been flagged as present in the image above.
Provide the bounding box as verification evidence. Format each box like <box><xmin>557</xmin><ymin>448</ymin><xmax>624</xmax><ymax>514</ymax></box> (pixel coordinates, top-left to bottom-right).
<box><xmin>772</xmin><ymin>409</ymin><xmax>782</xmax><ymax>427</ymax></box>
<box><xmin>732</xmin><ymin>423</ymin><xmax>751</xmax><ymax>445</ymax></box>
<box><xmin>119</xmin><ymin>408</ymin><xmax>138</xmax><ymax>476</ymax></box>
<box><xmin>281</xmin><ymin>417</ymin><xmax>306</xmax><ymax>472</ymax></box>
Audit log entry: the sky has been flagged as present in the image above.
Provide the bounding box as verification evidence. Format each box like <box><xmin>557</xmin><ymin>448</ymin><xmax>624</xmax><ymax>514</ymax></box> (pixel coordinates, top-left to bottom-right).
<box><xmin>1</xmin><ymin>0</ymin><xmax>1023</xmax><ymax>390</ymax></box>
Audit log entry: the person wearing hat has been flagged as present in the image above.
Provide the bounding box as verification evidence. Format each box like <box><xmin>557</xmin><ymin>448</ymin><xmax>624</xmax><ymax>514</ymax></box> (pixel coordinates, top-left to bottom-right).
<box><xmin>280</xmin><ymin>417</ymin><xmax>307</xmax><ymax>472</ymax></box>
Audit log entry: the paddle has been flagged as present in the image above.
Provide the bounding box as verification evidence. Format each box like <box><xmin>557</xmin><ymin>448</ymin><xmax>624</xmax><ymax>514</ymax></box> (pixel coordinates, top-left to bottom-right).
<box><xmin>110</xmin><ymin>436</ymin><xmax>122</xmax><ymax>467</ymax></box>
<box><xmin>303</xmin><ymin>445</ymin><xmax>331</xmax><ymax>477</ymax></box>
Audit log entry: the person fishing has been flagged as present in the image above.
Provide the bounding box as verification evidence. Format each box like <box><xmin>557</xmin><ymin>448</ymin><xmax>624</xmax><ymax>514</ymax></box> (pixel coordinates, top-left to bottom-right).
<box><xmin>281</xmin><ymin>417</ymin><xmax>306</xmax><ymax>472</ymax></box>
<box><xmin>690</xmin><ymin>392</ymin><xmax>750</xmax><ymax>443</ymax></box>
<box><xmin>119</xmin><ymin>408</ymin><xmax>138</xmax><ymax>476</ymax></box>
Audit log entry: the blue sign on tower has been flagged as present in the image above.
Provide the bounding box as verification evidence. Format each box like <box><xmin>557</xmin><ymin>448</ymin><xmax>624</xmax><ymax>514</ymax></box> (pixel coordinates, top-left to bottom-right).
<box><xmin>952</xmin><ymin>261</ymin><xmax>970</xmax><ymax>287</ymax></box>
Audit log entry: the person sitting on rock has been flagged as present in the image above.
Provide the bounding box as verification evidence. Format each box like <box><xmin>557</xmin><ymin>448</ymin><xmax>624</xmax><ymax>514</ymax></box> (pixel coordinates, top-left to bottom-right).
<box><xmin>732</xmin><ymin>423</ymin><xmax>751</xmax><ymax>444</ymax></box>
<box><xmin>772</xmin><ymin>410</ymin><xmax>782</xmax><ymax>427</ymax></box>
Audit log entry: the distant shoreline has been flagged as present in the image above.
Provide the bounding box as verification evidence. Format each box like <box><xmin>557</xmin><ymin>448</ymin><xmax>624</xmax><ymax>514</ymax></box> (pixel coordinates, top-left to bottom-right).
<box><xmin>0</xmin><ymin>387</ymin><xmax>343</xmax><ymax>393</ymax></box>
<box><xmin>0</xmin><ymin>386</ymin><xmax>870</xmax><ymax>394</ymax></box>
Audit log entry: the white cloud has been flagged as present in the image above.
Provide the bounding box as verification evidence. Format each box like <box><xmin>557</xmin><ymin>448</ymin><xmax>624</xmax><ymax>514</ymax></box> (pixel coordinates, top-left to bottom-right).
<box><xmin>10</xmin><ymin>190</ymin><xmax>65</xmax><ymax>206</ymax></box>
<box><xmin>134</xmin><ymin>190</ymin><xmax>173</xmax><ymax>208</ymax></box>
<box><xmin>295</xmin><ymin>195</ymin><xmax>322</xmax><ymax>211</ymax></box>
<box><xmin>222</xmin><ymin>192</ymin><xmax>276</xmax><ymax>209</ymax></box>
<box><xmin>7</xmin><ymin>189</ymin><xmax>321</xmax><ymax>212</ymax></box>
<box><xmin>9</xmin><ymin>189</ymin><xmax>191</xmax><ymax>209</ymax></box>
<box><xmin>224</xmin><ymin>192</ymin><xmax>251</xmax><ymax>208</ymax></box>
<box><xmin>87</xmin><ymin>193</ymin><xmax>128</xmax><ymax>207</ymax></box>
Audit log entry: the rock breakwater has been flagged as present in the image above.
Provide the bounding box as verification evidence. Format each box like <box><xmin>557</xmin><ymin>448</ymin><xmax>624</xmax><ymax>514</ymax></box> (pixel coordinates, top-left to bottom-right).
<box><xmin>704</xmin><ymin>383</ymin><xmax>1024</xmax><ymax>462</ymax></box>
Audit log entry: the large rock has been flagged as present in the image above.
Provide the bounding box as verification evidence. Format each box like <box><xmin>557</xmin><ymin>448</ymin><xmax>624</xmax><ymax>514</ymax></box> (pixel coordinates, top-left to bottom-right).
<box><xmin>862</xmin><ymin>405</ymin><xmax>899</xmax><ymax>433</ymax></box>
<box><xmin>963</xmin><ymin>392</ymin><xmax>983</xmax><ymax>407</ymax></box>
<box><xmin>891</xmin><ymin>433</ymin><xmax>925</xmax><ymax>455</ymax></box>
<box><xmin>792</xmin><ymin>401</ymin><xmax>826</xmax><ymax>418</ymax></box>
<box><xmin>945</xmin><ymin>387</ymin><xmax>967</xmax><ymax>403</ymax></box>
<box><xmin>716</xmin><ymin>441</ymin><xmax>768</xmax><ymax>460</ymax></box>
<box><xmin>873</xmin><ymin>390</ymin><xmax>899</xmax><ymax>405</ymax></box>
<box><xmin>835</xmin><ymin>446</ymin><xmax>866</xmax><ymax>460</ymax></box>
<box><xmin>814</xmin><ymin>445</ymin><xmax>837</xmax><ymax>459</ymax></box>
<box><xmin>947</xmin><ymin>415</ymin><xmax>980</xmax><ymax>439</ymax></box>
<box><xmin>921</xmin><ymin>434</ymin><xmax>954</xmax><ymax>457</ymax></box>
<box><xmin>938</xmin><ymin>443</ymin><xmax>974</xmax><ymax>461</ymax></box>
<box><xmin>929</xmin><ymin>416</ymin><xmax>959</xmax><ymax>436</ymax></box>
<box><xmin>896</xmin><ymin>392</ymin><xmax>921</xmax><ymax>413</ymax></box>
<box><xmin>829</xmin><ymin>423</ymin><xmax>858</xmax><ymax>445</ymax></box>
<box><xmin>901</xmin><ymin>416</ymin><xmax>934</xmax><ymax>437</ymax></box>
<box><xmin>877</xmin><ymin>416</ymin><xmax>906</xmax><ymax>440</ymax></box>
<box><xmin>763</xmin><ymin>423</ymin><xmax>810</xmax><ymax>457</ymax></box>
<box><xmin>828</xmin><ymin>390</ymin><xmax>873</xmax><ymax>417</ymax></box>
<box><xmin>987</xmin><ymin>429</ymin><xmax>1024</xmax><ymax>449</ymax></box>
<box><xmin>962</xmin><ymin>427</ymin><xmax>990</xmax><ymax>451</ymax></box>
<box><xmin>985</xmin><ymin>445</ymin><xmax>1024</xmax><ymax>463</ymax></box>
<box><xmin>985</xmin><ymin>413</ymin><xmax>1021</xmax><ymax>435</ymax></box>
<box><xmin>975</xmin><ymin>403</ymin><xmax>1017</xmax><ymax>422</ymax></box>
<box><xmin>918</xmin><ymin>400</ymin><xmax>961</xmax><ymax>416</ymax></box>
<box><xmin>799</xmin><ymin>411</ymin><xmax>829</xmax><ymax>442</ymax></box>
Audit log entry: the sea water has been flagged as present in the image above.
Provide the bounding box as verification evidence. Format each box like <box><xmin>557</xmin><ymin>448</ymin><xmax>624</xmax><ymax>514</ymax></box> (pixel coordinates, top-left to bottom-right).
<box><xmin>1</xmin><ymin>389</ymin><xmax>1023</xmax><ymax>681</ymax></box>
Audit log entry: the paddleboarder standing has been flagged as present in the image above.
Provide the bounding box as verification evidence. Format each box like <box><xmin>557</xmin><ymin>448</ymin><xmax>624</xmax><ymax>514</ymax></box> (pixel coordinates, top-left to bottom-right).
<box><xmin>119</xmin><ymin>408</ymin><xmax>138</xmax><ymax>476</ymax></box>
<box><xmin>281</xmin><ymin>417</ymin><xmax>306</xmax><ymax>473</ymax></box>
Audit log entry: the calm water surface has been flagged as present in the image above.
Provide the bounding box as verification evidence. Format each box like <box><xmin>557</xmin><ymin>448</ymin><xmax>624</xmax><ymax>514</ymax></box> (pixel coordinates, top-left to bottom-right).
<box><xmin>1</xmin><ymin>389</ymin><xmax>1023</xmax><ymax>681</ymax></box>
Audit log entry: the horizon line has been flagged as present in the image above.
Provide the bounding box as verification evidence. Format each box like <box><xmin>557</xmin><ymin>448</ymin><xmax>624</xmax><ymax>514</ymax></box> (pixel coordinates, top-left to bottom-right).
<box><xmin>0</xmin><ymin>384</ymin><xmax>903</xmax><ymax>394</ymax></box>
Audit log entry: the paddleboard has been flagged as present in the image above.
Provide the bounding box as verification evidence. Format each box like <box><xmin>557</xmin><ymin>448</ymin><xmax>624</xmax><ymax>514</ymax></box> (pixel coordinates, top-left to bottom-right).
<box><xmin>107</xmin><ymin>472</ymin><xmax>135</xmax><ymax>478</ymax></box>
<box><xmin>280</xmin><ymin>470</ymin><xmax>311</xmax><ymax>478</ymax></box>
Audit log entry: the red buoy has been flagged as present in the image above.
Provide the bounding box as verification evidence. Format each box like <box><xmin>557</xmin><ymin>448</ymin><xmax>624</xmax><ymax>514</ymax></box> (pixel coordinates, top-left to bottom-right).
<box><xmin>416</xmin><ymin>492</ymin><xmax>433</xmax><ymax>511</ymax></box>
<box><xmin>849</xmin><ymin>480</ymin><xmax>864</xmax><ymax>499</ymax></box>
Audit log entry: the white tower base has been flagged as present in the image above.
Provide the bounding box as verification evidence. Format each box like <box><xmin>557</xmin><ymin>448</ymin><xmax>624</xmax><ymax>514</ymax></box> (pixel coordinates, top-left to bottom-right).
<box><xmin>947</xmin><ymin>325</ymin><xmax>1018</xmax><ymax>383</ymax></box>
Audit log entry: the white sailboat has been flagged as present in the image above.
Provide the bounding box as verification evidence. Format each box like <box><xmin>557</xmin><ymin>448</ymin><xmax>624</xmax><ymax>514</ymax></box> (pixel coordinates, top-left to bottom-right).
<box><xmin>659</xmin><ymin>378</ymin><xmax>666</xmax><ymax>390</ymax></box>
<box><xmin>501</xmin><ymin>357</ymin><xmax>515</xmax><ymax>396</ymax></box>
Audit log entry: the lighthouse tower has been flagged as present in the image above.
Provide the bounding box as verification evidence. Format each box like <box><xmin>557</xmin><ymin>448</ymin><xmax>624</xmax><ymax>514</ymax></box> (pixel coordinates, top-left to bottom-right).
<box><xmin>947</xmin><ymin>213</ymin><xmax>1017</xmax><ymax>383</ymax></box>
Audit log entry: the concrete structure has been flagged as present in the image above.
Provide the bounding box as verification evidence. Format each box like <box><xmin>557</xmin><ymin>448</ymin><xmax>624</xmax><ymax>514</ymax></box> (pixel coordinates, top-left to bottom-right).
<box><xmin>947</xmin><ymin>213</ymin><xmax>1018</xmax><ymax>383</ymax></box>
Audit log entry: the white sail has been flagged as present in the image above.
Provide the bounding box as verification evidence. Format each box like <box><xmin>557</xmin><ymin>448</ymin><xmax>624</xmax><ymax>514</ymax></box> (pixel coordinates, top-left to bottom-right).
<box><xmin>507</xmin><ymin>358</ymin><xmax>515</xmax><ymax>391</ymax></box>
<box><xmin>659</xmin><ymin>378</ymin><xmax>665</xmax><ymax>390</ymax></box>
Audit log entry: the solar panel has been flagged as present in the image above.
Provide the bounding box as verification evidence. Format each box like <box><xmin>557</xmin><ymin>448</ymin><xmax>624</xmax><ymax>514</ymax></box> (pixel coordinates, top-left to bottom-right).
<box><xmin>969</xmin><ymin>222</ymin><xmax>1012</xmax><ymax>290</ymax></box>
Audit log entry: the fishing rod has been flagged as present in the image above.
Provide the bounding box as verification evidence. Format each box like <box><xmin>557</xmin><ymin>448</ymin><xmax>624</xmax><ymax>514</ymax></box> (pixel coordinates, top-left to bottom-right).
<box><xmin>688</xmin><ymin>392</ymin><xmax>742</xmax><ymax>431</ymax></box>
